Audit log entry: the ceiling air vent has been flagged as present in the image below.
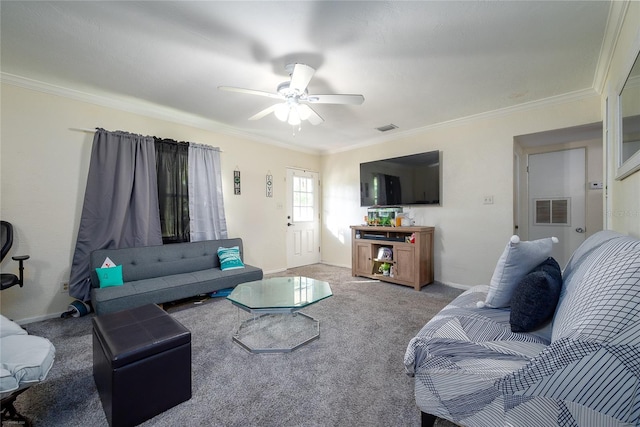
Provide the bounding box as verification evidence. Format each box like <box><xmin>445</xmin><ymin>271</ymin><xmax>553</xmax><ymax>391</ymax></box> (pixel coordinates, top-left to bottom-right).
<box><xmin>375</xmin><ymin>124</ymin><xmax>398</xmax><ymax>132</ymax></box>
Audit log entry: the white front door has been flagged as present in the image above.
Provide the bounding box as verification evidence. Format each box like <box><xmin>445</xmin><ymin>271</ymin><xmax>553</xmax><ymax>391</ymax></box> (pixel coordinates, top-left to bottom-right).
<box><xmin>528</xmin><ymin>148</ymin><xmax>586</xmax><ymax>268</ymax></box>
<box><xmin>286</xmin><ymin>168</ymin><xmax>321</xmax><ymax>268</ymax></box>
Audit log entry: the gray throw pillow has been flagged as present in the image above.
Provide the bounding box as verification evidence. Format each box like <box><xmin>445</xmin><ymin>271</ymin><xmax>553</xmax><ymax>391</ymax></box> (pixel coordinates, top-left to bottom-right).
<box><xmin>510</xmin><ymin>257</ymin><xmax>563</xmax><ymax>333</ymax></box>
<box><xmin>479</xmin><ymin>235</ymin><xmax>558</xmax><ymax>308</ymax></box>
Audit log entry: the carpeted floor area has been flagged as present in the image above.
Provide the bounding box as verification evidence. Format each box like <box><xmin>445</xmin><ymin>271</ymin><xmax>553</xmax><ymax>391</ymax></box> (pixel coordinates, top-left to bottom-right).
<box><xmin>15</xmin><ymin>264</ymin><xmax>463</xmax><ymax>426</ymax></box>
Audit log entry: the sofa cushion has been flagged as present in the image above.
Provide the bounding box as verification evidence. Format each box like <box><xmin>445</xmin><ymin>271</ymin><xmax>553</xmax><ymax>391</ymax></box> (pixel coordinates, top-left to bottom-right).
<box><xmin>404</xmin><ymin>285</ymin><xmax>551</xmax><ymax>422</ymax></box>
<box><xmin>560</xmin><ymin>230</ymin><xmax>624</xmax><ymax>285</ymax></box>
<box><xmin>552</xmin><ymin>243</ymin><xmax>640</xmax><ymax>342</ymax></box>
<box><xmin>91</xmin><ymin>264</ymin><xmax>264</xmax><ymax>315</ymax></box>
<box><xmin>480</xmin><ymin>236</ymin><xmax>556</xmax><ymax>308</ymax></box>
<box><xmin>510</xmin><ymin>257</ymin><xmax>562</xmax><ymax>333</ymax></box>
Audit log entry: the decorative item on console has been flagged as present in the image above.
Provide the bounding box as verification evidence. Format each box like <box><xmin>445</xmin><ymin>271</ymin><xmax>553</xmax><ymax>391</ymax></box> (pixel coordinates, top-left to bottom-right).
<box><xmin>378</xmin><ymin>262</ymin><xmax>391</xmax><ymax>276</ymax></box>
<box><xmin>366</xmin><ymin>207</ymin><xmax>403</xmax><ymax>226</ymax></box>
<box><xmin>377</xmin><ymin>247</ymin><xmax>393</xmax><ymax>261</ymax></box>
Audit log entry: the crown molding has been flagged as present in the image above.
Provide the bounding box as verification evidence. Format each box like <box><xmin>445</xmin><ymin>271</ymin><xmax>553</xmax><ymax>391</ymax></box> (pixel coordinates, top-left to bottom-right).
<box><xmin>325</xmin><ymin>87</ymin><xmax>600</xmax><ymax>155</ymax></box>
<box><xmin>592</xmin><ymin>0</ymin><xmax>630</xmax><ymax>94</ymax></box>
<box><xmin>0</xmin><ymin>72</ymin><xmax>320</xmax><ymax>155</ymax></box>
<box><xmin>1</xmin><ymin>72</ymin><xmax>599</xmax><ymax>157</ymax></box>
<box><xmin>0</xmin><ymin>72</ymin><xmax>223</xmax><ymax>129</ymax></box>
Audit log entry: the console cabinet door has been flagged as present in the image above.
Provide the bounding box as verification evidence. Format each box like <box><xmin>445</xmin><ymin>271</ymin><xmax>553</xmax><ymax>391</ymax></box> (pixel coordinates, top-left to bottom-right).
<box><xmin>354</xmin><ymin>241</ymin><xmax>372</xmax><ymax>276</ymax></box>
<box><xmin>394</xmin><ymin>245</ymin><xmax>415</xmax><ymax>284</ymax></box>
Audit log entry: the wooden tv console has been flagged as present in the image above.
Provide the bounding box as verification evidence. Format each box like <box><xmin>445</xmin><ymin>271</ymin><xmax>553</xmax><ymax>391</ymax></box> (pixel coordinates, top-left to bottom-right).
<box><xmin>350</xmin><ymin>225</ymin><xmax>434</xmax><ymax>291</ymax></box>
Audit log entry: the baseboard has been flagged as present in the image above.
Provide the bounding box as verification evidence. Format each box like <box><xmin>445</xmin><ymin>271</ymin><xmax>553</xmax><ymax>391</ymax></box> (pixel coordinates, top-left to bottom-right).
<box><xmin>439</xmin><ymin>281</ymin><xmax>472</xmax><ymax>291</ymax></box>
<box><xmin>16</xmin><ymin>312</ymin><xmax>65</xmax><ymax>326</ymax></box>
<box><xmin>318</xmin><ymin>261</ymin><xmax>351</xmax><ymax>269</ymax></box>
<box><xmin>264</xmin><ymin>261</ymin><xmax>351</xmax><ymax>275</ymax></box>
<box><xmin>263</xmin><ymin>267</ymin><xmax>288</xmax><ymax>275</ymax></box>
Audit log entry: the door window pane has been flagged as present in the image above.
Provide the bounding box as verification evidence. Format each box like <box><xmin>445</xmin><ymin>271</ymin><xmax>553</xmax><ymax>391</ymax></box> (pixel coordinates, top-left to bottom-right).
<box><xmin>293</xmin><ymin>176</ymin><xmax>314</xmax><ymax>222</ymax></box>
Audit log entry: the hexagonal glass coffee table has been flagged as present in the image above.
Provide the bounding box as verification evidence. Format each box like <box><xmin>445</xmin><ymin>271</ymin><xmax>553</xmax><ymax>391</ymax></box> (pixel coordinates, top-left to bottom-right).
<box><xmin>226</xmin><ymin>276</ymin><xmax>333</xmax><ymax>354</ymax></box>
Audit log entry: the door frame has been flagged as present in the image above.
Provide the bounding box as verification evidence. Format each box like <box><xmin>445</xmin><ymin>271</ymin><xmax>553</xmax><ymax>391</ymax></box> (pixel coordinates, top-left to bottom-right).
<box><xmin>285</xmin><ymin>167</ymin><xmax>321</xmax><ymax>268</ymax></box>
<box><xmin>518</xmin><ymin>146</ymin><xmax>588</xmax><ymax>241</ymax></box>
<box><xmin>525</xmin><ymin>147</ymin><xmax>587</xmax><ymax>267</ymax></box>
<box><xmin>514</xmin><ymin>122</ymin><xmax>603</xmax><ymax>243</ymax></box>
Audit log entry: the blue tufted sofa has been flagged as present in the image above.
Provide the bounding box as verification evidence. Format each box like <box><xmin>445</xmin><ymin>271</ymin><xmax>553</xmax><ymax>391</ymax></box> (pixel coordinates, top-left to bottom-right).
<box><xmin>89</xmin><ymin>238</ymin><xmax>263</xmax><ymax>315</ymax></box>
<box><xmin>405</xmin><ymin>230</ymin><xmax>640</xmax><ymax>427</ymax></box>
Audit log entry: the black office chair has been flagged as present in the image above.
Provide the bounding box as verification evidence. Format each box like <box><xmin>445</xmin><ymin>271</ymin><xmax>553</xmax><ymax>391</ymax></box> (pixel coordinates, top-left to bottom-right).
<box><xmin>1</xmin><ymin>221</ymin><xmax>30</xmax><ymax>290</ymax></box>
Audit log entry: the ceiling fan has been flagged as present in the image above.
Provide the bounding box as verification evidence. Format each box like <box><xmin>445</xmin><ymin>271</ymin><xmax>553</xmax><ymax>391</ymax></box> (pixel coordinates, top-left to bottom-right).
<box><xmin>218</xmin><ymin>63</ymin><xmax>364</xmax><ymax>127</ymax></box>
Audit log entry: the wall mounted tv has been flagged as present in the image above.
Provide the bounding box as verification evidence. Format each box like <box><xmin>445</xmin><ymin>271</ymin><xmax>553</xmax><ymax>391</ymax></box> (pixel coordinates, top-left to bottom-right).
<box><xmin>360</xmin><ymin>150</ymin><xmax>441</xmax><ymax>207</ymax></box>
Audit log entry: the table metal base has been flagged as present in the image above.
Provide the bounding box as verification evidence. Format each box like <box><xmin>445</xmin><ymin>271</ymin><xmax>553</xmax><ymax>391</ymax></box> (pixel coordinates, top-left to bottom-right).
<box><xmin>232</xmin><ymin>311</ymin><xmax>320</xmax><ymax>354</ymax></box>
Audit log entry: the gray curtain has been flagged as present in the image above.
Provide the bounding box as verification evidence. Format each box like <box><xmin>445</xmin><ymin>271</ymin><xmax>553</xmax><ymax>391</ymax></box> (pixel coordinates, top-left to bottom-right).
<box><xmin>188</xmin><ymin>143</ymin><xmax>228</xmax><ymax>241</ymax></box>
<box><xmin>69</xmin><ymin>129</ymin><xmax>162</xmax><ymax>301</ymax></box>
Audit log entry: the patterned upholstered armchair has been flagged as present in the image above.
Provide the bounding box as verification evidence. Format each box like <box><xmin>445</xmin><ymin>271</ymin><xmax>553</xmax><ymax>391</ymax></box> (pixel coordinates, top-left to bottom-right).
<box><xmin>405</xmin><ymin>231</ymin><xmax>640</xmax><ymax>427</ymax></box>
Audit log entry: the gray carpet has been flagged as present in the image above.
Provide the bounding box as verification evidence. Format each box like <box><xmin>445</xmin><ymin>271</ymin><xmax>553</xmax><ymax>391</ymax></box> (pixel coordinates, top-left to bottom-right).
<box><xmin>15</xmin><ymin>264</ymin><xmax>463</xmax><ymax>427</ymax></box>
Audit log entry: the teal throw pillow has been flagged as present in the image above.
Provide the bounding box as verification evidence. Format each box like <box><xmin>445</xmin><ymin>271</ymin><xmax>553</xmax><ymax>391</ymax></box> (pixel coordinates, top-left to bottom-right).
<box><xmin>96</xmin><ymin>265</ymin><xmax>124</xmax><ymax>288</ymax></box>
<box><xmin>218</xmin><ymin>246</ymin><xmax>245</xmax><ymax>271</ymax></box>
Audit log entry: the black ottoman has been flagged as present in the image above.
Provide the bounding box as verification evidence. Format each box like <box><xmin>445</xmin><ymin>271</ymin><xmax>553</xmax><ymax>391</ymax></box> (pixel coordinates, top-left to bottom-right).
<box><xmin>92</xmin><ymin>304</ymin><xmax>191</xmax><ymax>427</ymax></box>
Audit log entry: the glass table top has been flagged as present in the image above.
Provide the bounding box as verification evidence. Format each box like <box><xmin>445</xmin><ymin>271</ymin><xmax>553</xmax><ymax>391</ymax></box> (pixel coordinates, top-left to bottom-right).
<box><xmin>227</xmin><ymin>276</ymin><xmax>333</xmax><ymax>311</ymax></box>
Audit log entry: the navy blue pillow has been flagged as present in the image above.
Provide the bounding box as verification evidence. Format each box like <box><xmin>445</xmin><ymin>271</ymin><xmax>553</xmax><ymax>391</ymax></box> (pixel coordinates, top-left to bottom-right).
<box><xmin>509</xmin><ymin>257</ymin><xmax>562</xmax><ymax>333</ymax></box>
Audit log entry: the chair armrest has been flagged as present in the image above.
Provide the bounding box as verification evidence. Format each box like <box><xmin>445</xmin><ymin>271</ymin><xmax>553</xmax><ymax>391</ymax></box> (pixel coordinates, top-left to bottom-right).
<box><xmin>11</xmin><ymin>255</ymin><xmax>29</xmax><ymax>262</ymax></box>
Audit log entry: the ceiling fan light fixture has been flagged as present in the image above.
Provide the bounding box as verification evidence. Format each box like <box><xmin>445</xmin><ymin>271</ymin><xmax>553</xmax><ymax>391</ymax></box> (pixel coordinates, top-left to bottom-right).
<box><xmin>274</xmin><ymin>103</ymin><xmax>290</xmax><ymax>122</ymax></box>
<box><xmin>220</xmin><ymin>62</ymin><xmax>361</xmax><ymax>128</ymax></box>
<box><xmin>288</xmin><ymin>108</ymin><xmax>301</xmax><ymax>126</ymax></box>
<box><xmin>297</xmin><ymin>104</ymin><xmax>311</xmax><ymax>121</ymax></box>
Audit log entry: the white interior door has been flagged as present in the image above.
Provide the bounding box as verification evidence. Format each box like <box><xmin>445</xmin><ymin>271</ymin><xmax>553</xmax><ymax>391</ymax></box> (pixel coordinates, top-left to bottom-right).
<box><xmin>286</xmin><ymin>168</ymin><xmax>320</xmax><ymax>268</ymax></box>
<box><xmin>528</xmin><ymin>148</ymin><xmax>586</xmax><ymax>268</ymax></box>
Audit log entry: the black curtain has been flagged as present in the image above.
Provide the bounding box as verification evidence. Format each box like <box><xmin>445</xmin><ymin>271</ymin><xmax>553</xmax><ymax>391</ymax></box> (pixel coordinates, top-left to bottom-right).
<box><xmin>154</xmin><ymin>138</ymin><xmax>190</xmax><ymax>244</ymax></box>
<box><xmin>69</xmin><ymin>129</ymin><xmax>162</xmax><ymax>301</ymax></box>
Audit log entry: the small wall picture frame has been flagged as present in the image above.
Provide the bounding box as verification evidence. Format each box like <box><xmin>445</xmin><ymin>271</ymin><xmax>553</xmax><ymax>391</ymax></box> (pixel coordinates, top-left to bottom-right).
<box><xmin>234</xmin><ymin>169</ymin><xmax>241</xmax><ymax>195</ymax></box>
<box><xmin>266</xmin><ymin>172</ymin><xmax>273</xmax><ymax>197</ymax></box>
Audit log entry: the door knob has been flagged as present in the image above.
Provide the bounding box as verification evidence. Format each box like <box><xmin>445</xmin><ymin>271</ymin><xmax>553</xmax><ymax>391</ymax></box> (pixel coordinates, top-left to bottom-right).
<box><xmin>575</xmin><ymin>227</ymin><xmax>585</xmax><ymax>233</ymax></box>
<box><xmin>287</xmin><ymin>222</ymin><xmax>293</xmax><ymax>227</ymax></box>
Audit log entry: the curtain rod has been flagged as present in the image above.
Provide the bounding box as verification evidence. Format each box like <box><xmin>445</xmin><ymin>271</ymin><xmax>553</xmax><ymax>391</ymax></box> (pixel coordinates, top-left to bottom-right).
<box><xmin>69</xmin><ymin>127</ymin><xmax>97</xmax><ymax>133</ymax></box>
<box><xmin>69</xmin><ymin>128</ymin><xmax>223</xmax><ymax>152</ymax></box>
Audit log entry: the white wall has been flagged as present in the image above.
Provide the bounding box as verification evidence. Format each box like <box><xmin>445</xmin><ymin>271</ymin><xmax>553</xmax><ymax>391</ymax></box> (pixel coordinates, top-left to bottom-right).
<box><xmin>603</xmin><ymin>1</ymin><xmax>640</xmax><ymax>238</ymax></box>
<box><xmin>321</xmin><ymin>96</ymin><xmax>601</xmax><ymax>288</ymax></box>
<box><xmin>0</xmin><ymin>83</ymin><xmax>319</xmax><ymax>322</ymax></box>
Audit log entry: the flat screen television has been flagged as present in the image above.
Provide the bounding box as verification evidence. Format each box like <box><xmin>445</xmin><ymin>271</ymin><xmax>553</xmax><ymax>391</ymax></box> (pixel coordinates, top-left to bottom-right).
<box><xmin>360</xmin><ymin>150</ymin><xmax>441</xmax><ymax>207</ymax></box>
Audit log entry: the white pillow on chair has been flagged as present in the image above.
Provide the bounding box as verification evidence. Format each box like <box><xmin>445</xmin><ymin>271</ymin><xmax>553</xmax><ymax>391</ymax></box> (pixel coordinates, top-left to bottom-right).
<box><xmin>0</xmin><ymin>315</ymin><xmax>27</xmax><ymax>339</ymax></box>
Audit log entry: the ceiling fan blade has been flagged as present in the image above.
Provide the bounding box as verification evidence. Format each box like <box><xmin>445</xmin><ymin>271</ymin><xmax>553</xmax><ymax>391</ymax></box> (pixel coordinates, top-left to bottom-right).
<box><xmin>248</xmin><ymin>104</ymin><xmax>279</xmax><ymax>121</ymax></box>
<box><xmin>218</xmin><ymin>86</ymin><xmax>282</xmax><ymax>100</ymax></box>
<box><xmin>306</xmin><ymin>94</ymin><xmax>365</xmax><ymax>105</ymax></box>
<box><xmin>289</xmin><ymin>64</ymin><xmax>315</xmax><ymax>94</ymax></box>
<box><xmin>298</xmin><ymin>104</ymin><xmax>324</xmax><ymax>125</ymax></box>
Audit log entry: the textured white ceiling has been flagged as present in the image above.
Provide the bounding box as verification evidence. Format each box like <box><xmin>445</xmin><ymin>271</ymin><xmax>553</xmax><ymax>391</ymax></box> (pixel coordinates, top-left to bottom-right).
<box><xmin>0</xmin><ymin>1</ymin><xmax>614</xmax><ymax>153</ymax></box>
